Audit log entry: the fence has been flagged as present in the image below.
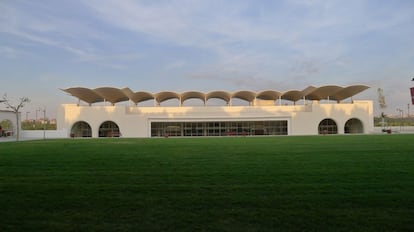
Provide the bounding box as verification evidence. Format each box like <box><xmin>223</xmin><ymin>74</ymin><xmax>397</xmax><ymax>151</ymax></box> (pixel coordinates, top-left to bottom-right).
<box><xmin>20</xmin><ymin>129</ymin><xmax>68</xmax><ymax>140</ymax></box>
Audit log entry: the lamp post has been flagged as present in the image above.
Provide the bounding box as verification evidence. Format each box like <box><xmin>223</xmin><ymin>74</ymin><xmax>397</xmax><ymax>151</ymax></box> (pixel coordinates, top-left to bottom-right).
<box><xmin>35</xmin><ymin>108</ymin><xmax>41</xmax><ymax>129</ymax></box>
<box><xmin>42</xmin><ymin>107</ymin><xmax>46</xmax><ymax>140</ymax></box>
<box><xmin>396</xmin><ymin>108</ymin><xmax>403</xmax><ymax>131</ymax></box>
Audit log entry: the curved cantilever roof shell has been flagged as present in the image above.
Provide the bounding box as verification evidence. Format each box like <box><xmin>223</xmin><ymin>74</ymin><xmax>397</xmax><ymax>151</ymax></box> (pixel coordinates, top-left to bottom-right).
<box><xmin>122</xmin><ymin>88</ymin><xmax>154</xmax><ymax>104</ymax></box>
<box><xmin>155</xmin><ymin>91</ymin><xmax>180</xmax><ymax>104</ymax></box>
<box><xmin>330</xmin><ymin>85</ymin><xmax>370</xmax><ymax>101</ymax></box>
<box><xmin>282</xmin><ymin>90</ymin><xmax>304</xmax><ymax>102</ymax></box>
<box><xmin>94</xmin><ymin>87</ymin><xmax>129</xmax><ymax>105</ymax></box>
<box><xmin>62</xmin><ymin>87</ymin><xmax>103</xmax><ymax>104</ymax></box>
<box><xmin>232</xmin><ymin>91</ymin><xmax>256</xmax><ymax>102</ymax></box>
<box><xmin>305</xmin><ymin>85</ymin><xmax>343</xmax><ymax>101</ymax></box>
<box><xmin>206</xmin><ymin>91</ymin><xmax>231</xmax><ymax>103</ymax></box>
<box><xmin>62</xmin><ymin>85</ymin><xmax>370</xmax><ymax>106</ymax></box>
<box><xmin>181</xmin><ymin>91</ymin><xmax>206</xmax><ymax>104</ymax></box>
<box><xmin>256</xmin><ymin>90</ymin><xmax>282</xmax><ymax>100</ymax></box>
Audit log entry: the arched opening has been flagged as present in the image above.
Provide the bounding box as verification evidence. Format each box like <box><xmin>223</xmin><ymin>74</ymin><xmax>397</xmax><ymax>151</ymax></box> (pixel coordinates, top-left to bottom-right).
<box><xmin>181</xmin><ymin>98</ymin><xmax>205</xmax><ymax>107</ymax></box>
<box><xmin>0</xmin><ymin>119</ymin><xmax>14</xmax><ymax>137</ymax></box>
<box><xmin>344</xmin><ymin>118</ymin><xmax>363</xmax><ymax>134</ymax></box>
<box><xmin>99</xmin><ymin>121</ymin><xmax>121</xmax><ymax>137</ymax></box>
<box><xmin>158</xmin><ymin>98</ymin><xmax>180</xmax><ymax>107</ymax></box>
<box><xmin>71</xmin><ymin>121</ymin><xmax>92</xmax><ymax>137</ymax></box>
<box><xmin>318</xmin><ymin>118</ymin><xmax>338</xmax><ymax>135</ymax></box>
<box><xmin>231</xmin><ymin>98</ymin><xmax>251</xmax><ymax>106</ymax></box>
<box><xmin>205</xmin><ymin>98</ymin><xmax>228</xmax><ymax>106</ymax></box>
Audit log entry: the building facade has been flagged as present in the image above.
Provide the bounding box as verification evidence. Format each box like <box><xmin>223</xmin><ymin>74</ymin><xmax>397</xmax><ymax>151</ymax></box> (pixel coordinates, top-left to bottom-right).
<box><xmin>57</xmin><ymin>85</ymin><xmax>374</xmax><ymax>138</ymax></box>
<box><xmin>0</xmin><ymin>110</ymin><xmax>18</xmax><ymax>137</ymax></box>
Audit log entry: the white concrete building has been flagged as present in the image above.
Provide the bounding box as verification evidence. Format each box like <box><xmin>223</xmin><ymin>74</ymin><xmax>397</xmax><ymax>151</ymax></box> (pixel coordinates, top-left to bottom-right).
<box><xmin>0</xmin><ymin>110</ymin><xmax>18</xmax><ymax>137</ymax></box>
<box><xmin>57</xmin><ymin>85</ymin><xmax>374</xmax><ymax>138</ymax></box>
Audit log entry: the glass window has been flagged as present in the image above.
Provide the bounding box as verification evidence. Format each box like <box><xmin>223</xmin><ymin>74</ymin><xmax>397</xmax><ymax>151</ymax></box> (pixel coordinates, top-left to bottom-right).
<box><xmin>318</xmin><ymin>119</ymin><xmax>337</xmax><ymax>134</ymax></box>
<box><xmin>151</xmin><ymin>120</ymin><xmax>288</xmax><ymax>137</ymax></box>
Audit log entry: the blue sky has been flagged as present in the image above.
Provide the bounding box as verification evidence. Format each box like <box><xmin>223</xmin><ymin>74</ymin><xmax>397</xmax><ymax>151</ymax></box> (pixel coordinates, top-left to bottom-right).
<box><xmin>1</xmin><ymin>0</ymin><xmax>413</xmax><ymax>118</ymax></box>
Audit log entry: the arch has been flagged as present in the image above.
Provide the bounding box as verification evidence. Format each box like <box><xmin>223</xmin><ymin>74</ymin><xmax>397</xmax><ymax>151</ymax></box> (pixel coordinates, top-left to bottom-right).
<box><xmin>99</xmin><ymin>121</ymin><xmax>121</xmax><ymax>137</ymax></box>
<box><xmin>0</xmin><ymin>119</ymin><xmax>14</xmax><ymax>137</ymax></box>
<box><xmin>281</xmin><ymin>90</ymin><xmax>304</xmax><ymax>102</ymax></box>
<box><xmin>206</xmin><ymin>91</ymin><xmax>231</xmax><ymax>104</ymax></box>
<box><xmin>344</xmin><ymin>118</ymin><xmax>364</xmax><ymax>134</ymax></box>
<box><xmin>182</xmin><ymin>98</ymin><xmax>205</xmax><ymax>106</ymax></box>
<box><xmin>94</xmin><ymin>87</ymin><xmax>129</xmax><ymax>105</ymax></box>
<box><xmin>155</xmin><ymin>92</ymin><xmax>180</xmax><ymax>105</ymax></box>
<box><xmin>181</xmin><ymin>91</ymin><xmax>206</xmax><ymax>105</ymax></box>
<box><xmin>256</xmin><ymin>90</ymin><xmax>282</xmax><ymax>101</ymax></box>
<box><xmin>306</xmin><ymin>85</ymin><xmax>342</xmax><ymax>101</ymax></box>
<box><xmin>205</xmin><ymin>97</ymin><xmax>229</xmax><ymax>106</ymax></box>
<box><xmin>70</xmin><ymin>121</ymin><xmax>92</xmax><ymax>137</ymax></box>
<box><xmin>318</xmin><ymin>118</ymin><xmax>338</xmax><ymax>134</ymax></box>
<box><xmin>232</xmin><ymin>91</ymin><xmax>256</xmax><ymax>103</ymax></box>
<box><xmin>122</xmin><ymin>88</ymin><xmax>154</xmax><ymax>105</ymax></box>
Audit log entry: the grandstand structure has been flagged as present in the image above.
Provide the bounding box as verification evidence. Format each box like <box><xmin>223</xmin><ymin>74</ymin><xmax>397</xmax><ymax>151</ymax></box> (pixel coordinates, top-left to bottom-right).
<box><xmin>57</xmin><ymin>85</ymin><xmax>373</xmax><ymax>138</ymax></box>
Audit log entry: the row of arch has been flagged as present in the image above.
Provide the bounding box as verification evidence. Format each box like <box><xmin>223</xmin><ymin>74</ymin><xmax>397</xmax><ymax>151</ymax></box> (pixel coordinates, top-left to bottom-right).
<box><xmin>319</xmin><ymin>118</ymin><xmax>363</xmax><ymax>134</ymax></box>
<box><xmin>71</xmin><ymin>121</ymin><xmax>120</xmax><ymax>137</ymax></box>
<box><xmin>62</xmin><ymin>85</ymin><xmax>369</xmax><ymax>106</ymax></box>
<box><xmin>70</xmin><ymin>118</ymin><xmax>364</xmax><ymax>137</ymax></box>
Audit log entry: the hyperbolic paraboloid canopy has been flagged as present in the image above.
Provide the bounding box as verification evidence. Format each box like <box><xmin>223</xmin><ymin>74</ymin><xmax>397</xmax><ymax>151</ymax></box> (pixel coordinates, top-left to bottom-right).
<box><xmin>61</xmin><ymin>85</ymin><xmax>369</xmax><ymax>105</ymax></box>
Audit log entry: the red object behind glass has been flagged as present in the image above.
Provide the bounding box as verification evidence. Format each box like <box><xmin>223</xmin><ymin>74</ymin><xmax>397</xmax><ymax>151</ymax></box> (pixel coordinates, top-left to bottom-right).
<box><xmin>410</xmin><ymin>87</ymin><xmax>414</xmax><ymax>105</ymax></box>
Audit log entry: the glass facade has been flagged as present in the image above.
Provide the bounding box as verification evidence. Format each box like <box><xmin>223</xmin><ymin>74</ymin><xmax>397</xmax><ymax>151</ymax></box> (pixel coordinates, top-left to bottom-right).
<box><xmin>151</xmin><ymin>121</ymin><xmax>288</xmax><ymax>137</ymax></box>
<box><xmin>71</xmin><ymin>121</ymin><xmax>92</xmax><ymax>137</ymax></box>
<box><xmin>99</xmin><ymin>121</ymin><xmax>121</xmax><ymax>137</ymax></box>
<box><xmin>318</xmin><ymin>119</ymin><xmax>338</xmax><ymax>134</ymax></box>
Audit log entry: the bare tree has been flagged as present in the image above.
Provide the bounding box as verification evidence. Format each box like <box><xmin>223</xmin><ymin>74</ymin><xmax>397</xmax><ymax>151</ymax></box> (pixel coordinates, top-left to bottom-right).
<box><xmin>2</xmin><ymin>94</ymin><xmax>30</xmax><ymax>141</ymax></box>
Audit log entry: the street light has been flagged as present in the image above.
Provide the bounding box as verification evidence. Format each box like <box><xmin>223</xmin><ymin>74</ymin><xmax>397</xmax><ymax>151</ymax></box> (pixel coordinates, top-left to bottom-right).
<box><xmin>35</xmin><ymin>108</ymin><xmax>41</xmax><ymax>122</ymax></box>
<box><xmin>396</xmin><ymin>108</ymin><xmax>403</xmax><ymax>131</ymax></box>
<box><xmin>42</xmin><ymin>107</ymin><xmax>46</xmax><ymax>140</ymax></box>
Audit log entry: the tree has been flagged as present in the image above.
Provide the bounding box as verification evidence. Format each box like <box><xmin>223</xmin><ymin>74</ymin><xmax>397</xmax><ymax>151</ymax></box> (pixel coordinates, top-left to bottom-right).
<box><xmin>1</xmin><ymin>94</ymin><xmax>30</xmax><ymax>141</ymax></box>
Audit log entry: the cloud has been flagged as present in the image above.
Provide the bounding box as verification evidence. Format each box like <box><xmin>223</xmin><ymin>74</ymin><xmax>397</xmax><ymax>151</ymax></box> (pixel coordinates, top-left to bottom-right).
<box><xmin>0</xmin><ymin>1</ymin><xmax>142</xmax><ymax>69</ymax></box>
<box><xmin>0</xmin><ymin>5</ymin><xmax>88</xmax><ymax>58</ymax></box>
<box><xmin>1</xmin><ymin>0</ymin><xmax>413</xmax><ymax>116</ymax></box>
<box><xmin>84</xmin><ymin>1</ymin><xmax>291</xmax><ymax>50</ymax></box>
<box><xmin>0</xmin><ymin>46</ymin><xmax>22</xmax><ymax>59</ymax></box>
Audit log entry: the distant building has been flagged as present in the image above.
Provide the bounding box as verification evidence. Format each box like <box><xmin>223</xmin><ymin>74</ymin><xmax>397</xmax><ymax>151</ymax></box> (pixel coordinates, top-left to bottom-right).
<box><xmin>58</xmin><ymin>85</ymin><xmax>373</xmax><ymax>138</ymax></box>
<box><xmin>0</xmin><ymin>110</ymin><xmax>18</xmax><ymax>137</ymax></box>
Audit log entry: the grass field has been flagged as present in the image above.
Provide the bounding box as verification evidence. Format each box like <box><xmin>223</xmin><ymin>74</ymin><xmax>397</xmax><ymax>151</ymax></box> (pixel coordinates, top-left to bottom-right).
<box><xmin>1</xmin><ymin>135</ymin><xmax>414</xmax><ymax>231</ymax></box>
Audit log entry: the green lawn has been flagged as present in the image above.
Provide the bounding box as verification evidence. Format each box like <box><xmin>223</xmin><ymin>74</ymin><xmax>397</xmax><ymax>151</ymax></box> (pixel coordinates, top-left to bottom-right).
<box><xmin>1</xmin><ymin>135</ymin><xmax>413</xmax><ymax>231</ymax></box>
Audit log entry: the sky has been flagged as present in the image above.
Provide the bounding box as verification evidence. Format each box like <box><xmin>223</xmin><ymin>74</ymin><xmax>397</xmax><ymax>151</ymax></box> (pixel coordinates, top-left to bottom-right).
<box><xmin>1</xmin><ymin>0</ymin><xmax>414</xmax><ymax>118</ymax></box>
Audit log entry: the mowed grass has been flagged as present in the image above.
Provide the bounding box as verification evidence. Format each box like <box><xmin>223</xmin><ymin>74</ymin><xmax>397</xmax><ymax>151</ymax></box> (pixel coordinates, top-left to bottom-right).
<box><xmin>1</xmin><ymin>135</ymin><xmax>413</xmax><ymax>232</ymax></box>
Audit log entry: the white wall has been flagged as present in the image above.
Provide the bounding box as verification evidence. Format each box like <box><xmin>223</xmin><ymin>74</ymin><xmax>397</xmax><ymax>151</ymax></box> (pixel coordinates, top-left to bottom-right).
<box><xmin>291</xmin><ymin>101</ymin><xmax>374</xmax><ymax>135</ymax></box>
<box><xmin>21</xmin><ymin>129</ymin><xmax>68</xmax><ymax>139</ymax></box>
<box><xmin>58</xmin><ymin>100</ymin><xmax>374</xmax><ymax>138</ymax></box>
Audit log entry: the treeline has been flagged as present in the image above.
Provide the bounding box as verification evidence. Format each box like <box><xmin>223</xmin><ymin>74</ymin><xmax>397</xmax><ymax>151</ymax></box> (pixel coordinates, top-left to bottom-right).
<box><xmin>21</xmin><ymin>121</ymin><xmax>56</xmax><ymax>130</ymax></box>
<box><xmin>374</xmin><ymin>116</ymin><xmax>414</xmax><ymax>127</ymax></box>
